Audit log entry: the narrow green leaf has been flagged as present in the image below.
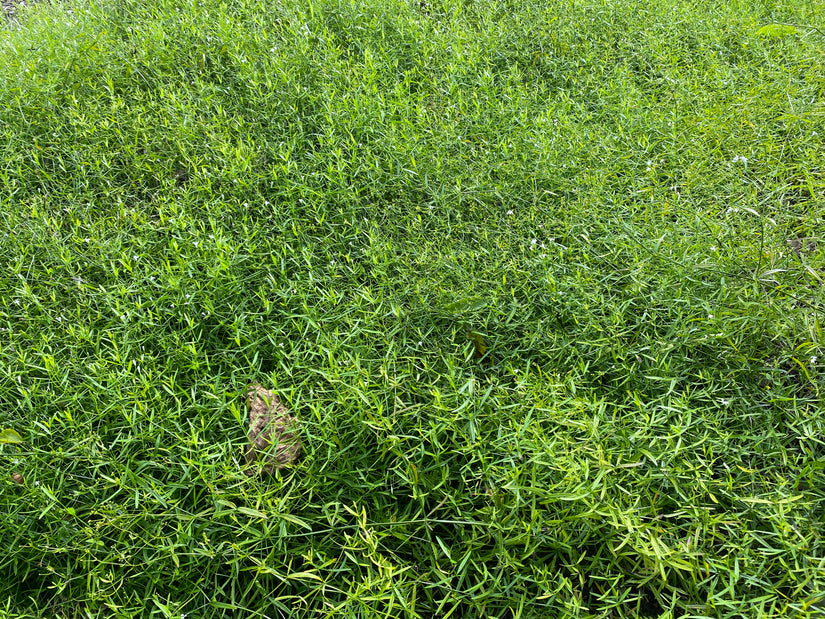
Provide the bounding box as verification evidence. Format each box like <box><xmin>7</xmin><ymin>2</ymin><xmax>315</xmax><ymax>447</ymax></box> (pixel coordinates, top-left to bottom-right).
<box><xmin>237</xmin><ymin>507</ymin><xmax>268</xmax><ymax>519</ymax></box>
<box><xmin>280</xmin><ymin>513</ymin><xmax>312</xmax><ymax>530</ymax></box>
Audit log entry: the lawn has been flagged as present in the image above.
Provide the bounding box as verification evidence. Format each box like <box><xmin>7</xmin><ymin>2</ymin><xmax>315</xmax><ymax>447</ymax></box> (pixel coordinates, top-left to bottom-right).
<box><xmin>1</xmin><ymin>0</ymin><xmax>823</xmax><ymax>616</ymax></box>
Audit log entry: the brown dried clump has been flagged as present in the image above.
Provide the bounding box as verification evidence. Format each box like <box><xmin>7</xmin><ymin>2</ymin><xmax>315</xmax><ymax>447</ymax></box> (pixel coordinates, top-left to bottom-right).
<box><xmin>245</xmin><ymin>384</ymin><xmax>302</xmax><ymax>475</ymax></box>
<box><xmin>787</xmin><ymin>237</ymin><xmax>818</xmax><ymax>257</ymax></box>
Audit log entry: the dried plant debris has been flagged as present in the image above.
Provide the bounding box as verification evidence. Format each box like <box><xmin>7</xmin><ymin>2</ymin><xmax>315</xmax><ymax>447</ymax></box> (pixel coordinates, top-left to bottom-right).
<box><xmin>245</xmin><ymin>384</ymin><xmax>302</xmax><ymax>475</ymax></box>
<box><xmin>172</xmin><ymin>169</ymin><xmax>190</xmax><ymax>187</ymax></box>
<box><xmin>787</xmin><ymin>237</ymin><xmax>818</xmax><ymax>257</ymax></box>
<box><xmin>2</xmin><ymin>0</ymin><xmax>48</xmax><ymax>20</ymax></box>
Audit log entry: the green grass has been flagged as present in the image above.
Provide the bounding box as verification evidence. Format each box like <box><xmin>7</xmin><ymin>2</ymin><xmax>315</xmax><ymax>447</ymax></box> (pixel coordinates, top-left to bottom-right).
<box><xmin>1</xmin><ymin>0</ymin><xmax>824</xmax><ymax>616</ymax></box>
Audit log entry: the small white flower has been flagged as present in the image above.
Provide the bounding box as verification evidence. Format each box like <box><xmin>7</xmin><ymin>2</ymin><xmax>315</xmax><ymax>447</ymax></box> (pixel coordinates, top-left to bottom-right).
<box><xmin>418</xmin><ymin>341</ymin><xmax>422</xmax><ymax>346</ymax></box>
<box><xmin>811</xmin><ymin>356</ymin><xmax>818</xmax><ymax>366</ymax></box>
<box><xmin>720</xmin><ymin>399</ymin><xmax>731</xmax><ymax>407</ymax></box>
<box><xmin>708</xmin><ymin>315</ymin><xmax>714</xmax><ymax>320</ymax></box>
<box><xmin>507</xmin><ymin>210</ymin><xmax>514</xmax><ymax>215</ymax></box>
<box><xmin>731</xmin><ymin>155</ymin><xmax>748</xmax><ymax>164</ymax></box>
<box><xmin>193</xmin><ymin>241</ymin><xmax>199</xmax><ymax>247</ymax></box>
<box><xmin>709</xmin><ymin>246</ymin><xmax>717</xmax><ymax>252</ymax></box>
<box><xmin>34</xmin><ymin>480</ymin><xmax>40</xmax><ymax>486</ymax></box>
<box><xmin>132</xmin><ymin>256</ymin><xmax>139</xmax><ymax>261</ymax></box>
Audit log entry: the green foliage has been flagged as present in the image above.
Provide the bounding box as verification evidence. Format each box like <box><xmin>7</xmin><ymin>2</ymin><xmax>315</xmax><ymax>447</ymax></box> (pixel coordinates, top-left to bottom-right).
<box><xmin>0</xmin><ymin>0</ymin><xmax>823</xmax><ymax>616</ymax></box>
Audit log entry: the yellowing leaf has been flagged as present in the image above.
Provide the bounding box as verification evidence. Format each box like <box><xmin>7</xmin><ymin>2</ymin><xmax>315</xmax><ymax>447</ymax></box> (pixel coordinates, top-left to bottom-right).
<box><xmin>466</xmin><ymin>331</ymin><xmax>487</xmax><ymax>359</ymax></box>
<box><xmin>286</xmin><ymin>571</ymin><xmax>324</xmax><ymax>582</ymax></box>
<box><xmin>237</xmin><ymin>506</ymin><xmax>268</xmax><ymax>519</ymax></box>
<box><xmin>756</xmin><ymin>24</ymin><xmax>797</xmax><ymax>38</ymax></box>
<box><xmin>0</xmin><ymin>429</ymin><xmax>23</xmax><ymax>444</ymax></box>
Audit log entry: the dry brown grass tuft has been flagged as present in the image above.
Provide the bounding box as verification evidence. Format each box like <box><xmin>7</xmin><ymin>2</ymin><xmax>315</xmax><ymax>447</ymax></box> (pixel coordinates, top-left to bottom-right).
<box><xmin>244</xmin><ymin>384</ymin><xmax>302</xmax><ymax>475</ymax></box>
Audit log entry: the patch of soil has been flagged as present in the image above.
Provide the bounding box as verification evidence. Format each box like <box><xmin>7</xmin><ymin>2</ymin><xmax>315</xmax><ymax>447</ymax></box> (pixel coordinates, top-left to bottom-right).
<box><xmin>245</xmin><ymin>384</ymin><xmax>302</xmax><ymax>475</ymax></box>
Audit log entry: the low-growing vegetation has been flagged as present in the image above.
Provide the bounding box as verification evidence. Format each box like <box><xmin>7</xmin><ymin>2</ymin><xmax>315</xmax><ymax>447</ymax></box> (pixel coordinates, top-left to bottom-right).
<box><xmin>1</xmin><ymin>0</ymin><xmax>823</xmax><ymax>616</ymax></box>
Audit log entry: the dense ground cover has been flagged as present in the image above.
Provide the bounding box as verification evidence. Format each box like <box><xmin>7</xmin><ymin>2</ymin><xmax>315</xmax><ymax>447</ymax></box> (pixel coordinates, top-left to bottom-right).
<box><xmin>1</xmin><ymin>0</ymin><xmax>823</xmax><ymax>616</ymax></box>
